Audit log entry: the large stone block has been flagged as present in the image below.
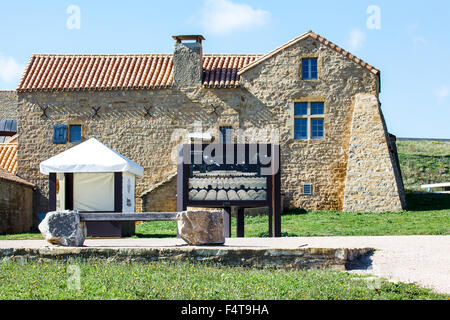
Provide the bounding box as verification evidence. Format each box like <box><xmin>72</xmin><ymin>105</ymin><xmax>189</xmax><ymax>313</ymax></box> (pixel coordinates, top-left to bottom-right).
<box><xmin>342</xmin><ymin>94</ymin><xmax>405</xmax><ymax>212</ymax></box>
<box><xmin>38</xmin><ymin>210</ymin><xmax>87</xmax><ymax>247</ymax></box>
<box><xmin>177</xmin><ymin>210</ymin><xmax>225</xmax><ymax>246</ymax></box>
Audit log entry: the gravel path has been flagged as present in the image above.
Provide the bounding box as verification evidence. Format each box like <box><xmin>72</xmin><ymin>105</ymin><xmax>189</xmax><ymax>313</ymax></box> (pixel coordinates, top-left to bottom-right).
<box><xmin>1</xmin><ymin>235</ymin><xmax>449</xmax><ymax>294</ymax></box>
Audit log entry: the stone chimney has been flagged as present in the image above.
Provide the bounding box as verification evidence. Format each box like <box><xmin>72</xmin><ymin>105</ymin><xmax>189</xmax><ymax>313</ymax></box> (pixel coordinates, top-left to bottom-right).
<box><xmin>172</xmin><ymin>35</ymin><xmax>205</xmax><ymax>87</ymax></box>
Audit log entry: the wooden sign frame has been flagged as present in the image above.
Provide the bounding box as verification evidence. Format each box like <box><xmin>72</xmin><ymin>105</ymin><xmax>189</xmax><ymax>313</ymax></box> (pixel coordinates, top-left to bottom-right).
<box><xmin>177</xmin><ymin>144</ymin><xmax>281</xmax><ymax>237</ymax></box>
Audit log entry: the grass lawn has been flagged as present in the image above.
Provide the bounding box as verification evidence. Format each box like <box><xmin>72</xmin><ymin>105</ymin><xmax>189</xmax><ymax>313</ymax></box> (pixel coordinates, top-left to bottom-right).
<box><xmin>1</xmin><ymin>192</ymin><xmax>449</xmax><ymax>240</ymax></box>
<box><xmin>134</xmin><ymin>192</ymin><xmax>450</xmax><ymax>238</ymax></box>
<box><xmin>0</xmin><ymin>258</ymin><xmax>447</xmax><ymax>300</ymax></box>
<box><xmin>396</xmin><ymin>140</ymin><xmax>450</xmax><ymax>190</ymax></box>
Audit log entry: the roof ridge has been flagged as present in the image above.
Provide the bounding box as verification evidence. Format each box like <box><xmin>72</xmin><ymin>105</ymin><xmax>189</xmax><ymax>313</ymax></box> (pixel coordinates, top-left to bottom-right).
<box><xmin>29</xmin><ymin>53</ymin><xmax>263</xmax><ymax>57</ymax></box>
<box><xmin>30</xmin><ymin>53</ymin><xmax>173</xmax><ymax>57</ymax></box>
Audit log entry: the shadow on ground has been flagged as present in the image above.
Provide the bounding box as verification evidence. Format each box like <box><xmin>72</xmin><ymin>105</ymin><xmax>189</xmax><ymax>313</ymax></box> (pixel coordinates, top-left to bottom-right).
<box><xmin>345</xmin><ymin>251</ymin><xmax>374</xmax><ymax>271</ymax></box>
<box><xmin>133</xmin><ymin>233</ymin><xmax>176</xmax><ymax>239</ymax></box>
<box><xmin>405</xmin><ymin>191</ymin><xmax>450</xmax><ymax>211</ymax></box>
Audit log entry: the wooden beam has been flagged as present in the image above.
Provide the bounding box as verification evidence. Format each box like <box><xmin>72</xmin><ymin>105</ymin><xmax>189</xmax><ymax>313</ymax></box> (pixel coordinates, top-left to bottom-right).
<box><xmin>65</xmin><ymin>173</ymin><xmax>73</xmax><ymax>210</ymax></box>
<box><xmin>49</xmin><ymin>173</ymin><xmax>57</xmax><ymax>212</ymax></box>
<box><xmin>223</xmin><ymin>207</ymin><xmax>231</xmax><ymax>238</ymax></box>
<box><xmin>114</xmin><ymin>172</ymin><xmax>123</xmax><ymax>212</ymax></box>
<box><xmin>79</xmin><ymin>212</ymin><xmax>178</xmax><ymax>222</ymax></box>
<box><xmin>236</xmin><ymin>207</ymin><xmax>245</xmax><ymax>237</ymax></box>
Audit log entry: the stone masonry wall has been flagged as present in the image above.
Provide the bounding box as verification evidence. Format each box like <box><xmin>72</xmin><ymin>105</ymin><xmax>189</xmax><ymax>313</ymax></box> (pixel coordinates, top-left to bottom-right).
<box><xmin>343</xmin><ymin>94</ymin><xmax>406</xmax><ymax>212</ymax></box>
<box><xmin>141</xmin><ymin>172</ymin><xmax>177</xmax><ymax>212</ymax></box>
<box><xmin>0</xmin><ymin>91</ymin><xmax>18</xmax><ymax>120</ymax></box>
<box><xmin>0</xmin><ymin>179</ymin><xmax>33</xmax><ymax>233</ymax></box>
<box><xmin>17</xmin><ymin>36</ymin><xmax>402</xmax><ymax>216</ymax></box>
<box><xmin>239</xmin><ymin>37</ymin><xmax>380</xmax><ymax>210</ymax></box>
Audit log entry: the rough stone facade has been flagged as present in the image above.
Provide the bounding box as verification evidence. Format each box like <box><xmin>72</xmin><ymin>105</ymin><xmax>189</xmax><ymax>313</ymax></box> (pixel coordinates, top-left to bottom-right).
<box><xmin>16</xmin><ymin>33</ymin><xmax>405</xmax><ymax>217</ymax></box>
<box><xmin>141</xmin><ymin>172</ymin><xmax>177</xmax><ymax>212</ymax></box>
<box><xmin>0</xmin><ymin>91</ymin><xmax>17</xmax><ymax>120</ymax></box>
<box><xmin>0</xmin><ymin>170</ymin><xmax>34</xmax><ymax>234</ymax></box>
<box><xmin>343</xmin><ymin>94</ymin><xmax>406</xmax><ymax>212</ymax></box>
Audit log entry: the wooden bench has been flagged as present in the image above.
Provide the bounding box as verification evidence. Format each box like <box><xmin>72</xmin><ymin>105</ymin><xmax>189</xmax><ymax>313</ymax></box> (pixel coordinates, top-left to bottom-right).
<box><xmin>79</xmin><ymin>210</ymin><xmax>231</xmax><ymax>238</ymax></box>
<box><xmin>79</xmin><ymin>212</ymin><xmax>178</xmax><ymax>222</ymax></box>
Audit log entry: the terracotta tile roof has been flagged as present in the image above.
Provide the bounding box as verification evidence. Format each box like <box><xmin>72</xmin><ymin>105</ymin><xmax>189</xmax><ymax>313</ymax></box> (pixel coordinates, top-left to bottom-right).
<box><xmin>17</xmin><ymin>31</ymin><xmax>379</xmax><ymax>92</ymax></box>
<box><xmin>17</xmin><ymin>54</ymin><xmax>262</xmax><ymax>92</ymax></box>
<box><xmin>202</xmin><ymin>54</ymin><xmax>262</xmax><ymax>88</ymax></box>
<box><xmin>0</xmin><ymin>167</ymin><xmax>34</xmax><ymax>187</ymax></box>
<box><xmin>238</xmin><ymin>31</ymin><xmax>380</xmax><ymax>76</ymax></box>
<box><xmin>0</xmin><ymin>141</ymin><xmax>18</xmax><ymax>175</ymax></box>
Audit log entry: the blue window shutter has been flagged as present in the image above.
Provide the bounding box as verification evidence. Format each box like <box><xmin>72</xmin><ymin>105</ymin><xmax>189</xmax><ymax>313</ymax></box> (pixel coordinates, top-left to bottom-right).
<box><xmin>69</xmin><ymin>125</ymin><xmax>82</xmax><ymax>142</ymax></box>
<box><xmin>53</xmin><ymin>124</ymin><xmax>67</xmax><ymax>144</ymax></box>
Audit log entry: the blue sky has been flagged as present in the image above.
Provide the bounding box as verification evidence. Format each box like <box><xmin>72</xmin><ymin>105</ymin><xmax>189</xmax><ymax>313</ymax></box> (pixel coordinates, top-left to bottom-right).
<box><xmin>0</xmin><ymin>0</ymin><xmax>449</xmax><ymax>138</ymax></box>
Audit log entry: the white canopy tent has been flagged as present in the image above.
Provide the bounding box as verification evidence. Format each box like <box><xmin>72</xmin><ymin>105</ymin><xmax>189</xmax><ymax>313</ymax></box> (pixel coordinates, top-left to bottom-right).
<box><xmin>40</xmin><ymin>138</ymin><xmax>144</xmax><ymax>237</ymax></box>
<box><xmin>40</xmin><ymin>137</ymin><xmax>144</xmax><ymax>177</ymax></box>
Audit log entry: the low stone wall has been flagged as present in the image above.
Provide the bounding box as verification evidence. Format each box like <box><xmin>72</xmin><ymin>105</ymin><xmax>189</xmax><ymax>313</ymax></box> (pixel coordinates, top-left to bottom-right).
<box><xmin>0</xmin><ymin>246</ymin><xmax>372</xmax><ymax>270</ymax></box>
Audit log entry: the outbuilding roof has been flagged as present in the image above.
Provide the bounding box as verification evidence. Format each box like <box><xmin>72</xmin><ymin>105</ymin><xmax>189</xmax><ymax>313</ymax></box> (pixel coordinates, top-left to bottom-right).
<box><xmin>0</xmin><ymin>167</ymin><xmax>34</xmax><ymax>187</ymax></box>
<box><xmin>0</xmin><ymin>141</ymin><xmax>18</xmax><ymax>174</ymax></box>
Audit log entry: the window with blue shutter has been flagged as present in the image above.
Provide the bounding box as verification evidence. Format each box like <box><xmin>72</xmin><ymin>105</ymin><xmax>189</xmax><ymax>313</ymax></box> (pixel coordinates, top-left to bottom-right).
<box><xmin>53</xmin><ymin>124</ymin><xmax>67</xmax><ymax>144</ymax></box>
<box><xmin>302</xmin><ymin>58</ymin><xmax>318</xmax><ymax>80</ymax></box>
<box><xmin>220</xmin><ymin>126</ymin><xmax>233</xmax><ymax>144</ymax></box>
<box><xmin>69</xmin><ymin>125</ymin><xmax>82</xmax><ymax>143</ymax></box>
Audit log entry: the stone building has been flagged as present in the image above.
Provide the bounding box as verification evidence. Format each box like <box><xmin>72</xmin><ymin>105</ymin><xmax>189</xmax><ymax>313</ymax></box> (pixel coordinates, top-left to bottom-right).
<box><xmin>0</xmin><ymin>91</ymin><xmax>19</xmax><ymax>173</ymax></box>
<box><xmin>0</xmin><ymin>167</ymin><xmax>34</xmax><ymax>234</ymax></box>
<box><xmin>0</xmin><ymin>91</ymin><xmax>18</xmax><ymax>120</ymax></box>
<box><xmin>15</xmin><ymin>31</ymin><xmax>406</xmax><ymax>219</ymax></box>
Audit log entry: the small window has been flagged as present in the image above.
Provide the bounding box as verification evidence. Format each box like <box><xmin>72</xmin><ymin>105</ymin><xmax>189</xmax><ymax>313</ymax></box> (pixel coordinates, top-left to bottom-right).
<box><xmin>311</xmin><ymin>102</ymin><xmax>324</xmax><ymax>115</ymax></box>
<box><xmin>53</xmin><ymin>124</ymin><xmax>67</xmax><ymax>144</ymax></box>
<box><xmin>69</xmin><ymin>125</ymin><xmax>82</xmax><ymax>143</ymax></box>
<box><xmin>294</xmin><ymin>119</ymin><xmax>308</xmax><ymax>140</ymax></box>
<box><xmin>220</xmin><ymin>126</ymin><xmax>232</xmax><ymax>144</ymax></box>
<box><xmin>311</xmin><ymin>119</ymin><xmax>324</xmax><ymax>139</ymax></box>
<box><xmin>293</xmin><ymin>102</ymin><xmax>325</xmax><ymax>140</ymax></box>
<box><xmin>302</xmin><ymin>58</ymin><xmax>318</xmax><ymax>80</ymax></box>
<box><xmin>303</xmin><ymin>184</ymin><xmax>312</xmax><ymax>195</ymax></box>
<box><xmin>294</xmin><ymin>102</ymin><xmax>308</xmax><ymax>116</ymax></box>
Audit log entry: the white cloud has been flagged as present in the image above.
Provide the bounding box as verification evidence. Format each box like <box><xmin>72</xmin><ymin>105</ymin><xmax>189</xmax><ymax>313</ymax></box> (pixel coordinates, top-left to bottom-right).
<box><xmin>347</xmin><ymin>29</ymin><xmax>366</xmax><ymax>51</ymax></box>
<box><xmin>434</xmin><ymin>85</ymin><xmax>450</xmax><ymax>102</ymax></box>
<box><xmin>0</xmin><ymin>53</ymin><xmax>23</xmax><ymax>84</ymax></box>
<box><xmin>197</xmin><ymin>0</ymin><xmax>270</xmax><ymax>35</ymax></box>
